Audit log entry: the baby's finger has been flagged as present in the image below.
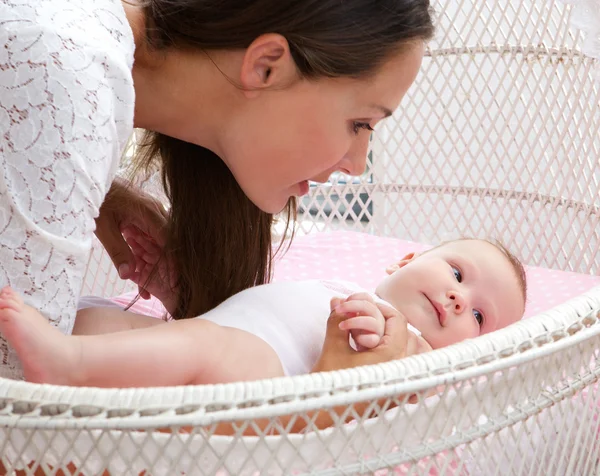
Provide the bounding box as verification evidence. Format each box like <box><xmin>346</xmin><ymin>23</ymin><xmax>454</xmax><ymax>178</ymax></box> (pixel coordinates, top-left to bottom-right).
<box><xmin>335</xmin><ymin>300</ymin><xmax>382</xmax><ymax>319</ymax></box>
<box><xmin>344</xmin><ymin>292</ymin><xmax>375</xmax><ymax>304</ymax></box>
<box><xmin>375</xmin><ymin>302</ymin><xmax>403</xmax><ymax>321</ymax></box>
<box><xmin>339</xmin><ymin>315</ymin><xmax>382</xmax><ymax>334</ymax></box>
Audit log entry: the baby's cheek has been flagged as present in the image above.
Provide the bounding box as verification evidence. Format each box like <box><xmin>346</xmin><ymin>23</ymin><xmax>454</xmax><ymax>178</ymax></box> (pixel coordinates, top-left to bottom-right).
<box><xmin>444</xmin><ymin>322</ymin><xmax>479</xmax><ymax>347</ymax></box>
<box><xmin>422</xmin><ymin>326</ymin><xmax>467</xmax><ymax>349</ymax></box>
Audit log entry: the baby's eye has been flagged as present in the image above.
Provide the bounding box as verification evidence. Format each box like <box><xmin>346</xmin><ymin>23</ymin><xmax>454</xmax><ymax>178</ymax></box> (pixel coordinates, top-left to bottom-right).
<box><xmin>473</xmin><ymin>309</ymin><xmax>484</xmax><ymax>326</ymax></box>
<box><xmin>452</xmin><ymin>266</ymin><xmax>462</xmax><ymax>283</ymax></box>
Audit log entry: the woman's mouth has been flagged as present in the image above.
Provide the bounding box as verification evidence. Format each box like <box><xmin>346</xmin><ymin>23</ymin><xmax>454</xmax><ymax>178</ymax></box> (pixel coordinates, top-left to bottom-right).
<box><xmin>296</xmin><ymin>180</ymin><xmax>309</xmax><ymax>196</ymax></box>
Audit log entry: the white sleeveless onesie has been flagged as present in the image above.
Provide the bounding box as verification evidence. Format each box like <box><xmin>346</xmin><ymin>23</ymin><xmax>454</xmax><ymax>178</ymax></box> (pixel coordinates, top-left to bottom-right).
<box><xmin>79</xmin><ymin>279</ymin><xmax>420</xmax><ymax>376</ymax></box>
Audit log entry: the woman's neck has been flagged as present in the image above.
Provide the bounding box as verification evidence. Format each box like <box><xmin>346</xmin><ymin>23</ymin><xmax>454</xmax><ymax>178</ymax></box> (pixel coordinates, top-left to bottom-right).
<box><xmin>122</xmin><ymin>1</ymin><xmax>235</xmax><ymax>156</ymax></box>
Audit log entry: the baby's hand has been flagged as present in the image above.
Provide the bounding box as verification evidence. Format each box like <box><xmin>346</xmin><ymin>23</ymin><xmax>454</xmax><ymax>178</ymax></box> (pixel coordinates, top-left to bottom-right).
<box><xmin>333</xmin><ymin>293</ymin><xmax>386</xmax><ymax>351</ymax></box>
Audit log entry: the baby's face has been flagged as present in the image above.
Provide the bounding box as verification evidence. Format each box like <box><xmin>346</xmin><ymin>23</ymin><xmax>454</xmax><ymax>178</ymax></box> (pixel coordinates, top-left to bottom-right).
<box><xmin>375</xmin><ymin>240</ymin><xmax>525</xmax><ymax>349</ymax></box>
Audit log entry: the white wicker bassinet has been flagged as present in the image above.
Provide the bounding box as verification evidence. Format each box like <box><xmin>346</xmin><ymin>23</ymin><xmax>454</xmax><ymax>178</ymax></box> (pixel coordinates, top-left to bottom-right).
<box><xmin>1</xmin><ymin>0</ymin><xmax>600</xmax><ymax>474</ymax></box>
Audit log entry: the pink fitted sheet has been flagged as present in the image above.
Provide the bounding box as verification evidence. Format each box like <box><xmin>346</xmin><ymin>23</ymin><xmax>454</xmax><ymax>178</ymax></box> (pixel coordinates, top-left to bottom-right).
<box><xmin>109</xmin><ymin>231</ymin><xmax>600</xmax><ymax>320</ymax></box>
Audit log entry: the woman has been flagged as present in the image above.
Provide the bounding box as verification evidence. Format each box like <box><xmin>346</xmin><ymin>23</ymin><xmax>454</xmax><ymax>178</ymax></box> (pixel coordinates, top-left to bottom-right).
<box><xmin>0</xmin><ymin>0</ymin><xmax>434</xmax><ymax>380</ymax></box>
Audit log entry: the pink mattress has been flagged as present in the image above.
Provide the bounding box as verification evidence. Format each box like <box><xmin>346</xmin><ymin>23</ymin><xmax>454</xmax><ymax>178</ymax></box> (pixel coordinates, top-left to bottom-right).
<box><xmin>111</xmin><ymin>231</ymin><xmax>600</xmax><ymax>320</ymax></box>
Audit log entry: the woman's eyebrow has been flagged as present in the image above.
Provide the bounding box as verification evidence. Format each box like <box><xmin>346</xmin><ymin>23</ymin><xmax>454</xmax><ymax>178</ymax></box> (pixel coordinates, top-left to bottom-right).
<box><xmin>370</xmin><ymin>104</ymin><xmax>393</xmax><ymax>118</ymax></box>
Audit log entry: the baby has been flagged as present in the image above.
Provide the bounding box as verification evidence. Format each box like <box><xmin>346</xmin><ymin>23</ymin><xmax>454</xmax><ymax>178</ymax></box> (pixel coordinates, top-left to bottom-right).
<box><xmin>0</xmin><ymin>238</ymin><xmax>526</xmax><ymax>387</ymax></box>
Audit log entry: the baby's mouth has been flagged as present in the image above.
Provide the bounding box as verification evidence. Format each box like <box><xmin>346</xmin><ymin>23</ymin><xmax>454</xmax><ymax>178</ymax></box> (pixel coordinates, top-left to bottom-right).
<box><xmin>425</xmin><ymin>294</ymin><xmax>446</xmax><ymax>326</ymax></box>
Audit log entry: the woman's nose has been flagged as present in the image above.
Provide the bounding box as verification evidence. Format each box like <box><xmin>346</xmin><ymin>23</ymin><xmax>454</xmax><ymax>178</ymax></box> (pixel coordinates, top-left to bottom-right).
<box><xmin>447</xmin><ymin>290</ymin><xmax>467</xmax><ymax>315</ymax></box>
<box><xmin>339</xmin><ymin>136</ymin><xmax>370</xmax><ymax>176</ymax></box>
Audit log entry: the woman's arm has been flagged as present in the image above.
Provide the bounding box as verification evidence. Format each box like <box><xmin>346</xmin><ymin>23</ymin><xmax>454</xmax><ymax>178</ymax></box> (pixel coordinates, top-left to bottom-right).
<box><xmin>94</xmin><ymin>177</ymin><xmax>170</xmax><ymax>300</ymax></box>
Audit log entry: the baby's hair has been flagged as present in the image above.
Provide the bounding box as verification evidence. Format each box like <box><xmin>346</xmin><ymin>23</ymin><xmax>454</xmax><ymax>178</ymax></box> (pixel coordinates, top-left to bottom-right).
<box><xmin>487</xmin><ymin>240</ymin><xmax>528</xmax><ymax>303</ymax></box>
<box><xmin>431</xmin><ymin>237</ymin><xmax>528</xmax><ymax>304</ymax></box>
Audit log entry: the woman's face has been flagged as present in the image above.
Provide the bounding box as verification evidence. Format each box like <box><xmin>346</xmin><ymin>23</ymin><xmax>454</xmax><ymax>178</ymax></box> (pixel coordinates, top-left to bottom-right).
<box><xmin>220</xmin><ymin>43</ymin><xmax>425</xmax><ymax>213</ymax></box>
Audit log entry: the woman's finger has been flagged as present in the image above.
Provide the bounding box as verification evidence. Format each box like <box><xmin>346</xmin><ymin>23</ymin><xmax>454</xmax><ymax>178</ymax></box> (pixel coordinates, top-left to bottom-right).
<box><xmin>377</xmin><ymin>309</ymin><xmax>409</xmax><ymax>359</ymax></box>
<box><xmin>125</xmin><ymin>234</ymin><xmax>161</xmax><ymax>268</ymax></box>
<box><xmin>353</xmin><ymin>332</ymin><xmax>381</xmax><ymax>350</ymax></box>
<box><xmin>330</xmin><ymin>297</ymin><xmax>344</xmax><ymax>311</ymax></box>
<box><xmin>125</xmin><ymin>236</ymin><xmax>145</xmax><ymax>258</ymax></box>
<box><xmin>324</xmin><ymin>309</ymin><xmax>355</xmax><ymax>348</ymax></box>
<box><xmin>96</xmin><ymin>214</ymin><xmax>136</xmax><ymax>280</ymax></box>
<box><xmin>131</xmin><ymin>199</ymin><xmax>168</xmax><ymax>246</ymax></box>
<box><xmin>123</xmin><ymin>226</ymin><xmax>162</xmax><ymax>255</ymax></box>
<box><xmin>138</xmin><ymin>286</ymin><xmax>151</xmax><ymax>300</ymax></box>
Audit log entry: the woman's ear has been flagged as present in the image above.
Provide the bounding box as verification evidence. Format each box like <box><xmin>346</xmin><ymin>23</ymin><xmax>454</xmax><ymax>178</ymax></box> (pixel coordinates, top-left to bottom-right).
<box><xmin>239</xmin><ymin>33</ymin><xmax>296</xmax><ymax>97</ymax></box>
<box><xmin>385</xmin><ymin>252</ymin><xmax>418</xmax><ymax>275</ymax></box>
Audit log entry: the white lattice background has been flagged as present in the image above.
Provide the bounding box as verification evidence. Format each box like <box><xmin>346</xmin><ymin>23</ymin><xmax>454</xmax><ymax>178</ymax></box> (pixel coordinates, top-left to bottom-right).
<box><xmin>2</xmin><ymin>0</ymin><xmax>600</xmax><ymax>475</ymax></box>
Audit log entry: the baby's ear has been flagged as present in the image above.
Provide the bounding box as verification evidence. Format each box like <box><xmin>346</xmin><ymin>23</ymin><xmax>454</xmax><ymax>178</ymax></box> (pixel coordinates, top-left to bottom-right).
<box><xmin>385</xmin><ymin>252</ymin><xmax>418</xmax><ymax>275</ymax></box>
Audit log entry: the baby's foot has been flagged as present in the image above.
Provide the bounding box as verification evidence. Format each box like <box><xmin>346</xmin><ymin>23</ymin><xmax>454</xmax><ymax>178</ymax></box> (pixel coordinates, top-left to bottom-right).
<box><xmin>0</xmin><ymin>287</ymin><xmax>77</xmax><ymax>385</ymax></box>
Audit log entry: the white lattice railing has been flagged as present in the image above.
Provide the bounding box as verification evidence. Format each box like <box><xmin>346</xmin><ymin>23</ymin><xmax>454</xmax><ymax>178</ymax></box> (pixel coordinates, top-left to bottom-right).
<box><xmin>2</xmin><ymin>1</ymin><xmax>600</xmax><ymax>475</ymax></box>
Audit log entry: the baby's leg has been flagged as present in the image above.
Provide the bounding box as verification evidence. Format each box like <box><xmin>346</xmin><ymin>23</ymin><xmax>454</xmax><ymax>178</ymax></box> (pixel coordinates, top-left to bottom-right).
<box><xmin>0</xmin><ymin>287</ymin><xmax>284</xmax><ymax>387</ymax></box>
<box><xmin>73</xmin><ymin>306</ymin><xmax>166</xmax><ymax>335</ymax></box>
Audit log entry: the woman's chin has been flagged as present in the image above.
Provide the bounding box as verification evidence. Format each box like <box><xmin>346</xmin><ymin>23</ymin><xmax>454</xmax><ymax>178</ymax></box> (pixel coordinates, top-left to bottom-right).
<box><xmin>255</xmin><ymin>196</ymin><xmax>290</xmax><ymax>215</ymax></box>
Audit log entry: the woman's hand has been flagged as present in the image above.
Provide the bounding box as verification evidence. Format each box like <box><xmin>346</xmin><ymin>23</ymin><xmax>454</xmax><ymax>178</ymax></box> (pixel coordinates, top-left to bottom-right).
<box><xmin>120</xmin><ymin>225</ymin><xmax>178</xmax><ymax>314</ymax></box>
<box><xmin>312</xmin><ymin>297</ymin><xmax>427</xmax><ymax>373</ymax></box>
<box><xmin>95</xmin><ymin>177</ymin><xmax>169</xmax><ymax>299</ymax></box>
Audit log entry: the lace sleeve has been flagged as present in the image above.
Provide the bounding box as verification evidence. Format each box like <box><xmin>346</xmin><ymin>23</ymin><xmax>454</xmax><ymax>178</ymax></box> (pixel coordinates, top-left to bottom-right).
<box><xmin>0</xmin><ymin>0</ymin><xmax>135</xmax><ymax>379</ymax></box>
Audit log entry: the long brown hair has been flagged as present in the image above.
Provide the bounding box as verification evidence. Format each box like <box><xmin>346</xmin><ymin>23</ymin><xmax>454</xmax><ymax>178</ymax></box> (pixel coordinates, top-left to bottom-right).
<box><xmin>131</xmin><ymin>0</ymin><xmax>435</xmax><ymax>319</ymax></box>
<box><xmin>131</xmin><ymin>135</ymin><xmax>295</xmax><ymax>319</ymax></box>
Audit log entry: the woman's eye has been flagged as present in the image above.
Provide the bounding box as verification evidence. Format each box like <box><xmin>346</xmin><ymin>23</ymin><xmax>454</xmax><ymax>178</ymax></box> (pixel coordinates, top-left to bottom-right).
<box><xmin>473</xmin><ymin>309</ymin><xmax>484</xmax><ymax>326</ymax></box>
<box><xmin>452</xmin><ymin>266</ymin><xmax>462</xmax><ymax>283</ymax></box>
<box><xmin>352</xmin><ymin>122</ymin><xmax>374</xmax><ymax>135</ymax></box>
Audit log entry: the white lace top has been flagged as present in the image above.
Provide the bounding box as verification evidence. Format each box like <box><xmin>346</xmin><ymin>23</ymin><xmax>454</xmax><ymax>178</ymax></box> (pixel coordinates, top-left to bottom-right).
<box><xmin>0</xmin><ymin>0</ymin><xmax>135</xmax><ymax>379</ymax></box>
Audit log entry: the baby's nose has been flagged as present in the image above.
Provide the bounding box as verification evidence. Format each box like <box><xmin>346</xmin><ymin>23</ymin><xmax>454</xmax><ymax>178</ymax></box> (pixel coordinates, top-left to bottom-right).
<box><xmin>447</xmin><ymin>290</ymin><xmax>466</xmax><ymax>314</ymax></box>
